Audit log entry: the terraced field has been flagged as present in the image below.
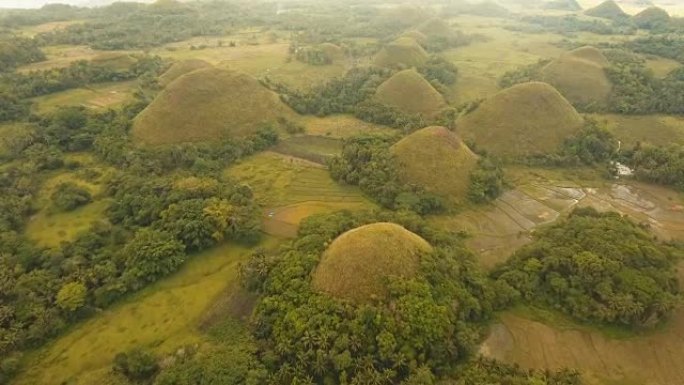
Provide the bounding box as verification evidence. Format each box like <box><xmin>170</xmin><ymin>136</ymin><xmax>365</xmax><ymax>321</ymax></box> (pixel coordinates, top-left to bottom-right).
<box><xmin>225</xmin><ymin>152</ymin><xmax>374</xmax><ymax>237</ymax></box>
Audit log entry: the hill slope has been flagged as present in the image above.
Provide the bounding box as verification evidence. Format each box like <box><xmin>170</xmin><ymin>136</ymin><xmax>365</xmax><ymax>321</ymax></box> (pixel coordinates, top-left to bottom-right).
<box><xmin>312</xmin><ymin>222</ymin><xmax>432</xmax><ymax>303</ymax></box>
<box><xmin>374</xmin><ymin>69</ymin><xmax>446</xmax><ymax>117</ymax></box>
<box><xmin>158</xmin><ymin>59</ymin><xmax>212</xmax><ymax>87</ymax></box>
<box><xmin>633</xmin><ymin>6</ymin><xmax>670</xmax><ymax>28</ymax></box>
<box><xmin>391</xmin><ymin>126</ymin><xmax>478</xmax><ymax>204</ymax></box>
<box><xmin>456</xmin><ymin>82</ymin><xmax>584</xmax><ymax>158</ymax></box>
<box><xmin>585</xmin><ymin>0</ymin><xmax>628</xmax><ymax>19</ymax></box>
<box><xmin>132</xmin><ymin>68</ymin><xmax>294</xmax><ymax>145</ymax></box>
<box><xmin>373</xmin><ymin>37</ymin><xmax>429</xmax><ymax>69</ymax></box>
<box><xmin>541</xmin><ymin>46</ymin><xmax>611</xmax><ymax>107</ymax></box>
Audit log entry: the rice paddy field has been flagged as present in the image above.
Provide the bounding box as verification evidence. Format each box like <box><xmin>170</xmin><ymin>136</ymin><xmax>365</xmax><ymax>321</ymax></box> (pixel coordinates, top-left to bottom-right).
<box><xmin>31</xmin><ymin>80</ymin><xmax>138</xmax><ymax>113</ymax></box>
<box><xmin>225</xmin><ymin>152</ymin><xmax>374</xmax><ymax>237</ymax></box>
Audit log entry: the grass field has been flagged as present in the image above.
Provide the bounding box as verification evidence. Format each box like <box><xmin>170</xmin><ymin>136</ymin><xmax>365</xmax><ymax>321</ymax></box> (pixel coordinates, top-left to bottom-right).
<box><xmin>19</xmin><ymin>20</ymin><xmax>86</xmax><ymax>37</ymax></box>
<box><xmin>15</xmin><ymin>238</ymin><xmax>281</xmax><ymax>385</ymax></box>
<box><xmin>225</xmin><ymin>152</ymin><xmax>374</xmax><ymax>237</ymax></box>
<box><xmin>151</xmin><ymin>39</ymin><xmax>347</xmax><ymax>91</ymax></box>
<box><xmin>31</xmin><ymin>81</ymin><xmax>138</xmax><ymax>113</ymax></box>
<box><xmin>272</xmin><ymin>135</ymin><xmax>343</xmax><ymax>164</ymax></box>
<box><xmin>590</xmin><ymin>113</ymin><xmax>684</xmax><ymax>147</ymax></box>
<box><xmin>17</xmin><ymin>45</ymin><xmax>134</xmax><ymax>73</ymax></box>
<box><xmin>645</xmin><ymin>56</ymin><xmax>681</xmax><ymax>77</ymax></box>
<box><xmin>25</xmin><ymin>154</ymin><xmax>116</xmax><ymax>248</ymax></box>
<box><xmin>300</xmin><ymin>115</ymin><xmax>395</xmax><ymax>138</ymax></box>
<box><xmin>0</xmin><ymin>123</ymin><xmax>33</xmax><ymax>160</ymax></box>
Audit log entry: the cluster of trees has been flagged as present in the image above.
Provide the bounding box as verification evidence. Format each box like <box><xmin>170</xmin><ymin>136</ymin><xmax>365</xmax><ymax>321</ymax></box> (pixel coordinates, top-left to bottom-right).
<box><xmin>499</xmin><ymin>48</ymin><xmax>684</xmax><ymax>115</ymax></box>
<box><xmin>0</xmin><ymin>92</ymin><xmax>279</xmax><ymax>383</ymax></box>
<box><xmin>0</xmin><ymin>93</ymin><xmax>30</xmax><ymax>123</ymax></box>
<box><xmin>624</xmin><ymin>36</ymin><xmax>684</xmax><ymax>63</ymax></box>
<box><xmin>50</xmin><ymin>182</ymin><xmax>92</xmax><ymax>212</ymax></box>
<box><xmin>1</xmin><ymin>54</ymin><xmax>165</xmax><ymax>99</ymax></box>
<box><xmin>241</xmin><ymin>210</ymin><xmax>500</xmax><ymax>385</ymax></box>
<box><xmin>31</xmin><ymin>1</ymin><xmax>274</xmax><ymax>51</ymax></box>
<box><xmin>468</xmin><ymin>158</ymin><xmax>506</xmax><ymax>203</ymax></box>
<box><xmin>418</xmin><ymin>55</ymin><xmax>459</xmax><ymax>92</ymax></box>
<box><xmin>605</xmin><ymin>51</ymin><xmax>684</xmax><ymax>114</ymax></box>
<box><xmin>622</xmin><ymin>144</ymin><xmax>684</xmax><ymax>191</ymax></box>
<box><xmin>328</xmin><ymin>134</ymin><xmax>445</xmax><ymax>214</ymax></box>
<box><xmin>0</xmin><ymin>3</ymin><xmax>90</xmax><ymax>28</ymax></box>
<box><xmin>0</xmin><ymin>34</ymin><xmax>45</xmax><ymax>72</ymax></box>
<box><xmin>493</xmin><ymin>208</ymin><xmax>681</xmax><ymax>327</ymax></box>
<box><xmin>267</xmin><ymin>67</ymin><xmax>428</xmax><ymax>130</ymax></box>
<box><xmin>293</xmin><ymin>46</ymin><xmax>336</xmax><ymax>66</ymax></box>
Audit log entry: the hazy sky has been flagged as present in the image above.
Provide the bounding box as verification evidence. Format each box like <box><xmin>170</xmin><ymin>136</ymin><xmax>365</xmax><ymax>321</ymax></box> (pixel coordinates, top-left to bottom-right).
<box><xmin>0</xmin><ymin>0</ymin><xmax>151</xmax><ymax>8</ymax></box>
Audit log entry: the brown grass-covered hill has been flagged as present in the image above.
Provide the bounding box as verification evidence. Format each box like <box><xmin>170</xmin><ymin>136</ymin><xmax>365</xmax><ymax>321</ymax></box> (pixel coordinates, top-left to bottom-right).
<box><xmin>416</xmin><ymin>17</ymin><xmax>454</xmax><ymax>38</ymax></box>
<box><xmin>373</xmin><ymin>37</ymin><xmax>429</xmax><ymax>69</ymax></box>
<box><xmin>391</xmin><ymin>126</ymin><xmax>478</xmax><ymax>204</ymax></box>
<box><xmin>374</xmin><ymin>69</ymin><xmax>446</xmax><ymax>117</ymax></box>
<box><xmin>132</xmin><ymin>68</ymin><xmax>294</xmax><ymax>145</ymax></box>
<box><xmin>401</xmin><ymin>30</ymin><xmax>429</xmax><ymax>46</ymax></box>
<box><xmin>633</xmin><ymin>6</ymin><xmax>670</xmax><ymax>28</ymax></box>
<box><xmin>585</xmin><ymin>0</ymin><xmax>628</xmax><ymax>19</ymax></box>
<box><xmin>312</xmin><ymin>222</ymin><xmax>433</xmax><ymax>303</ymax></box>
<box><xmin>158</xmin><ymin>59</ymin><xmax>212</xmax><ymax>87</ymax></box>
<box><xmin>541</xmin><ymin>46</ymin><xmax>611</xmax><ymax>107</ymax></box>
<box><xmin>456</xmin><ymin>82</ymin><xmax>584</xmax><ymax>158</ymax></box>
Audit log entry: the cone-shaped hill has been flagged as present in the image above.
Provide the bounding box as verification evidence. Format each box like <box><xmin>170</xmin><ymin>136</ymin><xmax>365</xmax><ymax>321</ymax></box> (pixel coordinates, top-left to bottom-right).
<box><xmin>374</xmin><ymin>69</ymin><xmax>446</xmax><ymax>117</ymax></box>
<box><xmin>456</xmin><ymin>82</ymin><xmax>584</xmax><ymax>158</ymax></box>
<box><xmin>373</xmin><ymin>37</ymin><xmax>429</xmax><ymax>68</ymax></box>
<box><xmin>132</xmin><ymin>68</ymin><xmax>294</xmax><ymax>145</ymax></box>
<box><xmin>158</xmin><ymin>59</ymin><xmax>212</xmax><ymax>87</ymax></box>
<box><xmin>541</xmin><ymin>46</ymin><xmax>611</xmax><ymax>107</ymax></box>
<box><xmin>312</xmin><ymin>222</ymin><xmax>433</xmax><ymax>303</ymax></box>
<box><xmin>585</xmin><ymin>0</ymin><xmax>628</xmax><ymax>19</ymax></box>
<box><xmin>544</xmin><ymin>0</ymin><xmax>582</xmax><ymax>11</ymax></box>
<box><xmin>391</xmin><ymin>126</ymin><xmax>478</xmax><ymax>204</ymax></box>
<box><xmin>417</xmin><ymin>17</ymin><xmax>454</xmax><ymax>38</ymax></box>
<box><xmin>633</xmin><ymin>6</ymin><xmax>670</xmax><ymax>28</ymax></box>
<box><xmin>401</xmin><ymin>30</ymin><xmax>428</xmax><ymax>46</ymax></box>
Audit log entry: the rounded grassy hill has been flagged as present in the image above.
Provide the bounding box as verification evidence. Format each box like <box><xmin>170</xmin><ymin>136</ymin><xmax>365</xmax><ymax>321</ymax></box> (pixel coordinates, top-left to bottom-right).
<box><xmin>158</xmin><ymin>59</ymin><xmax>212</xmax><ymax>87</ymax></box>
<box><xmin>401</xmin><ymin>30</ymin><xmax>428</xmax><ymax>46</ymax></box>
<box><xmin>312</xmin><ymin>222</ymin><xmax>433</xmax><ymax>303</ymax></box>
<box><xmin>633</xmin><ymin>6</ymin><xmax>670</xmax><ymax>28</ymax></box>
<box><xmin>132</xmin><ymin>68</ymin><xmax>294</xmax><ymax>145</ymax></box>
<box><xmin>584</xmin><ymin>0</ymin><xmax>628</xmax><ymax>19</ymax></box>
<box><xmin>374</xmin><ymin>69</ymin><xmax>446</xmax><ymax>117</ymax></box>
<box><xmin>541</xmin><ymin>46</ymin><xmax>611</xmax><ymax>107</ymax></box>
<box><xmin>373</xmin><ymin>37</ymin><xmax>429</xmax><ymax>69</ymax></box>
<box><xmin>416</xmin><ymin>17</ymin><xmax>454</xmax><ymax>38</ymax></box>
<box><xmin>456</xmin><ymin>82</ymin><xmax>584</xmax><ymax>158</ymax></box>
<box><xmin>390</xmin><ymin>126</ymin><xmax>478</xmax><ymax>204</ymax></box>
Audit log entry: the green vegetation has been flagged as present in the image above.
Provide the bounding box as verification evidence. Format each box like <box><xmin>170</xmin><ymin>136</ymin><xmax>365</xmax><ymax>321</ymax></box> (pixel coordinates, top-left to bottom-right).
<box><xmin>0</xmin><ymin>33</ymin><xmax>45</xmax><ymax>71</ymax></box>
<box><xmin>493</xmin><ymin>208</ymin><xmax>681</xmax><ymax>328</ymax></box>
<box><xmin>457</xmin><ymin>82</ymin><xmax>585</xmax><ymax>159</ymax></box>
<box><xmin>624</xmin><ymin>144</ymin><xmax>684</xmax><ymax>190</ymax></box>
<box><xmin>50</xmin><ymin>181</ymin><xmax>92</xmax><ymax>211</ymax></box>
<box><xmin>312</xmin><ymin>222</ymin><xmax>432</xmax><ymax>303</ymax></box>
<box><xmin>241</xmin><ymin>210</ymin><xmax>498</xmax><ymax>384</ymax></box>
<box><xmin>329</xmin><ymin>134</ymin><xmax>445</xmax><ymax>214</ymax></box>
